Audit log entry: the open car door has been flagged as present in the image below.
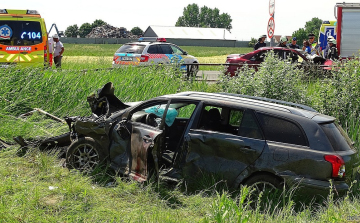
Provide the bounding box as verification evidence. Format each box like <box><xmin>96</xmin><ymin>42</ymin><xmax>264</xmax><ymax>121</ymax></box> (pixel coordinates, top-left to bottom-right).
<box><xmin>126</xmin><ymin>100</ymin><xmax>170</xmax><ymax>182</ymax></box>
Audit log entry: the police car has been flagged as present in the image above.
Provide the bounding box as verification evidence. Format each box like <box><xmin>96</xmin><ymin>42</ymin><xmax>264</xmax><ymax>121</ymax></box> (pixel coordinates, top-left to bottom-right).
<box><xmin>112</xmin><ymin>37</ymin><xmax>199</xmax><ymax>76</ymax></box>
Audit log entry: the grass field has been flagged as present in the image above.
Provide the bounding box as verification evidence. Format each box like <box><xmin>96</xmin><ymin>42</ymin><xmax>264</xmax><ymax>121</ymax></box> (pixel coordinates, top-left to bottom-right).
<box><xmin>1</xmin><ymin>48</ymin><xmax>360</xmax><ymax>222</ymax></box>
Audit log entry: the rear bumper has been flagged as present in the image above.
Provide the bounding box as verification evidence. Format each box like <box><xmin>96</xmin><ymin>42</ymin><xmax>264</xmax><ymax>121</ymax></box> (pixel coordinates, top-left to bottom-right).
<box><xmin>283</xmin><ymin>176</ymin><xmax>349</xmax><ymax>197</ymax></box>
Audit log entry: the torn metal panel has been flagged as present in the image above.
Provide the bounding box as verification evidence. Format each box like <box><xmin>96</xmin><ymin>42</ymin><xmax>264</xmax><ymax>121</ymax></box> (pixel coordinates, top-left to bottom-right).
<box><xmin>129</xmin><ymin>122</ymin><xmax>162</xmax><ymax>182</ymax></box>
<box><xmin>109</xmin><ymin>121</ymin><xmax>131</xmax><ymax>174</ymax></box>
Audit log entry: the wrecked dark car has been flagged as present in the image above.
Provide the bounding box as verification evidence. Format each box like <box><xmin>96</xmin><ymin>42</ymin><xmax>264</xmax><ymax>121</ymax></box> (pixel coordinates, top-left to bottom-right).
<box><xmin>30</xmin><ymin>82</ymin><xmax>358</xmax><ymax>196</ymax></box>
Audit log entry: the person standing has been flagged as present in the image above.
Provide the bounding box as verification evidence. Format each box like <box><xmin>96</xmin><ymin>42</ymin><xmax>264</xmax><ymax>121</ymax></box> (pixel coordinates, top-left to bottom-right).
<box><xmin>308</xmin><ymin>33</ymin><xmax>321</xmax><ymax>55</ymax></box>
<box><xmin>47</xmin><ymin>34</ymin><xmax>54</xmax><ymax>67</ymax></box>
<box><xmin>53</xmin><ymin>34</ymin><xmax>64</xmax><ymax>68</ymax></box>
<box><xmin>323</xmin><ymin>36</ymin><xmax>334</xmax><ymax>58</ymax></box>
<box><xmin>254</xmin><ymin>35</ymin><xmax>267</xmax><ymax>50</ymax></box>
<box><xmin>326</xmin><ymin>39</ymin><xmax>339</xmax><ymax>60</ymax></box>
<box><xmin>288</xmin><ymin>37</ymin><xmax>300</xmax><ymax>49</ymax></box>
<box><xmin>303</xmin><ymin>40</ymin><xmax>311</xmax><ymax>54</ymax></box>
<box><xmin>276</xmin><ymin>36</ymin><xmax>289</xmax><ymax>48</ymax></box>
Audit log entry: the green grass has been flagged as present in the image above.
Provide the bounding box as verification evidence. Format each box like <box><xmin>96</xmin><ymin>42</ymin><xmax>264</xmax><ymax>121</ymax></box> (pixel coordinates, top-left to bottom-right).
<box><xmin>1</xmin><ymin>53</ymin><xmax>360</xmax><ymax>222</ymax></box>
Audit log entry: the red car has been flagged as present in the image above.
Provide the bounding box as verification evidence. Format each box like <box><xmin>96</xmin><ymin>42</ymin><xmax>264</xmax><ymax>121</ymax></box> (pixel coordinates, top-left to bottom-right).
<box><xmin>225</xmin><ymin>47</ymin><xmax>333</xmax><ymax>76</ymax></box>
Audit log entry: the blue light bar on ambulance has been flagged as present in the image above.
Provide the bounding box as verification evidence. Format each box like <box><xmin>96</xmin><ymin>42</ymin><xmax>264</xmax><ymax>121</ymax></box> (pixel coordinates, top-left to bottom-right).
<box><xmin>138</xmin><ymin>37</ymin><xmax>166</xmax><ymax>42</ymax></box>
<box><xmin>26</xmin><ymin>10</ymin><xmax>40</xmax><ymax>15</ymax></box>
<box><xmin>0</xmin><ymin>9</ymin><xmax>8</xmax><ymax>14</ymax></box>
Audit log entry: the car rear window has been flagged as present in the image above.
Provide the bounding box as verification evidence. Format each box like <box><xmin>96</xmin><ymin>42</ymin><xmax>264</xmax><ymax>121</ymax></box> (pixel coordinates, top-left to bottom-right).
<box><xmin>320</xmin><ymin>123</ymin><xmax>353</xmax><ymax>151</ymax></box>
<box><xmin>257</xmin><ymin>113</ymin><xmax>308</xmax><ymax>146</ymax></box>
<box><xmin>116</xmin><ymin>44</ymin><xmax>145</xmax><ymax>54</ymax></box>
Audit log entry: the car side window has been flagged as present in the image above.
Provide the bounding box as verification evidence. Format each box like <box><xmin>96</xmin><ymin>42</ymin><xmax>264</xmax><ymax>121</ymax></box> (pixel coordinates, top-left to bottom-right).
<box><xmin>197</xmin><ymin>106</ymin><xmax>262</xmax><ymax>138</ymax></box>
<box><xmin>160</xmin><ymin>44</ymin><xmax>173</xmax><ymax>54</ymax></box>
<box><xmin>147</xmin><ymin>45</ymin><xmax>160</xmax><ymax>54</ymax></box>
<box><xmin>170</xmin><ymin>45</ymin><xmax>183</xmax><ymax>55</ymax></box>
<box><xmin>238</xmin><ymin>110</ymin><xmax>263</xmax><ymax>140</ymax></box>
<box><xmin>256</xmin><ymin>113</ymin><xmax>308</xmax><ymax>146</ymax></box>
<box><xmin>251</xmin><ymin>51</ymin><xmax>267</xmax><ymax>62</ymax></box>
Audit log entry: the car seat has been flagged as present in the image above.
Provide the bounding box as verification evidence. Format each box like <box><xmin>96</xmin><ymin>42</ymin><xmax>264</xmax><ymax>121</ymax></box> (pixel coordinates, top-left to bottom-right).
<box><xmin>205</xmin><ymin>108</ymin><xmax>222</xmax><ymax>131</ymax></box>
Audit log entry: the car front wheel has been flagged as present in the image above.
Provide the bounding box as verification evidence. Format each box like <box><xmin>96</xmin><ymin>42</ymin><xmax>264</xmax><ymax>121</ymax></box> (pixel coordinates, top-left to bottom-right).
<box><xmin>66</xmin><ymin>137</ymin><xmax>106</xmax><ymax>172</ymax></box>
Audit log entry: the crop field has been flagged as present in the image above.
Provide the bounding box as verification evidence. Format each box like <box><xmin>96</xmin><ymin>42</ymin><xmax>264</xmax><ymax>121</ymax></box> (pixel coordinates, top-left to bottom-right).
<box><xmin>1</xmin><ymin>48</ymin><xmax>360</xmax><ymax>222</ymax></box>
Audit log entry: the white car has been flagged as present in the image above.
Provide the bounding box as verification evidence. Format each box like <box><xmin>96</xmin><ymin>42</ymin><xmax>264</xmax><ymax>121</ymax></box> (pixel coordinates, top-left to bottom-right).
<box><xmin>112</xmin><ymin>37</ymin><xmax>199</xmax><ymax>76</ymax></box>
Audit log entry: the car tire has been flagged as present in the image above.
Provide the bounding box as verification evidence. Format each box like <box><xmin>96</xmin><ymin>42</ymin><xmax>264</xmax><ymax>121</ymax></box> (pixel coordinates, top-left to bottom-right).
<box><xmin>244</xmin><ymin>173</ymin><xmax>284</xmax><ymax>192</ymax></box>
<box><xmin>187</xmin><ymin>62</ymin><xmax>199</xmax><ymax>77</ymax></box>
<box><xmin>66</xmin><ymin>137</ymin><xmax>107</xmax><ymax>172</ymax></box>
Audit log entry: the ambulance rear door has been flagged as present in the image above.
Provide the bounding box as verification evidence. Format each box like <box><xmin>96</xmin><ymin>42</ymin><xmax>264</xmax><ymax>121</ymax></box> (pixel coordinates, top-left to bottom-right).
<box><xmin>0</xmin><ymin>17</ymin><xmax>20</xmax><ymax>66</ymax></box>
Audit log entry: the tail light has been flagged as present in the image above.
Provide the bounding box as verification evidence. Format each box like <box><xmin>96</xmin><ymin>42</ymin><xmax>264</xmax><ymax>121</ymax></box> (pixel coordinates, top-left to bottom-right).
<box><xmin>113</xmin><ymin>56</ymin><xmax>116</xmax><ymax>61</ymax></box>
<box><xmin>140</xmin><ymin>55</ymin><xmax>149</xmax><ymax>62</ymax></box>
<box><xmin>324</xmin><ymin>155</ymin><xmax>345</xmax><ymax>178</ymax></box>
<box><xmin>44</xmin><ymin>45</ymin><xmax>47</xmax><ymax>62</ymax></box>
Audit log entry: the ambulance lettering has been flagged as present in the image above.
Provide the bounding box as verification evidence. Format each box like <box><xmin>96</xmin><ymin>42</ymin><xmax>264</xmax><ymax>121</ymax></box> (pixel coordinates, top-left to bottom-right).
<box><xmin>20</xmin><ymin>47</ymin><xmax>32</xmax><ymax>51</ymax></box>
<box><xmin>6</xmin><ymin>46</ymin><xmax>19</xmax><ymax>51</ymax></box>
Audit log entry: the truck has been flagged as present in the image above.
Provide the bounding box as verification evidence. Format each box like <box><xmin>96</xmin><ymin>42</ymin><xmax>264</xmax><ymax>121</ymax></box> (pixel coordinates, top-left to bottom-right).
<box><xmin>319</xmin><ymin>3</ymin><xmax>360</xmax><ymax>59</ymax></box>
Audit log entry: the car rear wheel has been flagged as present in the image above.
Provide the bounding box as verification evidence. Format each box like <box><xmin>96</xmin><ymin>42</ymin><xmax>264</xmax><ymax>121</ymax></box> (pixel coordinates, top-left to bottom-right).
<box><xmin>244</xmin><ymin>174</ymin><xmax>284</xmax><ymax>202</ymax></box>
<box><xmin>66</xmin><ymin>137</ymin><xmax>106</xmax><ymax>172</ymax></box>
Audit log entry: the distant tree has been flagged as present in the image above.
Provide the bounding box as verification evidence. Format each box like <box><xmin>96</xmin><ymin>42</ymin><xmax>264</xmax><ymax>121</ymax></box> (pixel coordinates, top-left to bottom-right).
<box><xmin>79</xmin><ymin>23</ymin><xmax>92</xmax><ymax>38</ymax></box>
<box><xmin>92</xmin><ymin>19</ymin><xmax>106</xmax><ymax>29</ymax></box>
<box><xmin>176</xmin><ymin>4</ymin><xmax>232</xmax><ymax>31</ymax></box>
<box><xmin>292</xmin><ymin>17</ymin><xmax>323</xmax><ymax>46</ymax></box>
<box><xmin>292</xmin><ymin>28</ymin><xmax>307</xmax><ymax>46</ymax></box>
<box><xmin>176</xmin><ymin>4</ymin><xmax>200</xmax><ymax>27</ymax></box>
<box><xmin>131</xmin><ymin>27</ymin><xmax>143</xmax><ymax>36</ymax></box>
<box><xmin>65</xmin><ymin>24</ymin><xmax>79</xmax><ymax>37</ymax></box>
<box><xmin>248</xmin><ymin>37</ymin><xmax>257</xmax><ymax>47</ymax></box>
<box><xmin>305</xmin><ymin>17</ymin><xmax>323</xmax><ymax>38</ymax></box>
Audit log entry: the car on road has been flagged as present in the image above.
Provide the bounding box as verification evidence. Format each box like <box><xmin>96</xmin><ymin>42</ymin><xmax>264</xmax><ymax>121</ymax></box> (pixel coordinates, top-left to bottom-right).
<box><xmin>33</xmin><ymin>82</ymin><xmax>358</xmax><ymax>197</ymax></box>
<box><xmin>112</xmin><ymin>37</ymin><xmax>199</xmax><ymax>76</ymax></box>
<box><xmin>225</xmin><ymin>47</ymin><xmax>333</xmax><ymax>76</ymax></box>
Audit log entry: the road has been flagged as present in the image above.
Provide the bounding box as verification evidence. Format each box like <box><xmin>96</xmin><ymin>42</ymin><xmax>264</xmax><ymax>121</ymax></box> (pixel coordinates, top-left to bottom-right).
<box><xmin>195</xmin><ymin>70</ymin><xmax>221</xmax><ymax>81</ymax></box>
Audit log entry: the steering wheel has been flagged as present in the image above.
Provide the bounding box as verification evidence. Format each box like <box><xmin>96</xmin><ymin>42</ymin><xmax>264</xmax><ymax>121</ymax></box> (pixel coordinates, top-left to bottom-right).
<box><xmin>145</xmin><ymin>113</ymin><xmax>158</xmax><ymax>127</ymax></box>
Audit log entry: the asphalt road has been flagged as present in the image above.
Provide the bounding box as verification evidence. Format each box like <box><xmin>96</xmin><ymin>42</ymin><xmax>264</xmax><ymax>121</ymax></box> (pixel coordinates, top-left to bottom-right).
<box><xmin>195</xmin><ymin>70</ymin><xmax>221</xmax><ymax>81</ymax></box>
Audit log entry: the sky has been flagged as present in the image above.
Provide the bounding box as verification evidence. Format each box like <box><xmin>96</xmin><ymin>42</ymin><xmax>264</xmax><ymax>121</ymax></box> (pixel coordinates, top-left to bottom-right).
<box><xmin>4</xmin><ymin>0</ymin><xmax>360</xmax><ymax>41</ymax></box>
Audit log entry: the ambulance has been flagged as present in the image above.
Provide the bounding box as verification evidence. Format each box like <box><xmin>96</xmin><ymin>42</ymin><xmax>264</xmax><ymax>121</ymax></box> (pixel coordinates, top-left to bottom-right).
<box><xmin>0</xmin><ymin>9</ymin><xmax>49</xmax><ymax>68</ymax></box>
<box><xmin>318</xmin><ymin>21</ymin><xmax>337</xmax><ymax>57</ymax></box>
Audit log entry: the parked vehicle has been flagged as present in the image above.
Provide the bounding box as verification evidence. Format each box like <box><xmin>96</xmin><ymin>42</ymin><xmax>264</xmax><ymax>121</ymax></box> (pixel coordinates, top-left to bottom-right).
<box><xmin>112</xmin><ymin>37</ymin><xmax>199</xmax><ymax>76</ymax></box>
<box><xmin>335</xmin><ymin>2</ymin><xmax>360</xmax><ymax>59</ymax></box>
<box><xmin>28</xmin><ymin>83</ymin><xmax>358</xmax><ymax>197</ymax></box>
<box><xmin>225</xmin><ymin>47</ymin><xmax>332</xmax><ymax>76</ymax></box>
<box><xmin>0</xmin><ymin>9</ymin><xmax>49</xmax><ymax>68</ymax></box>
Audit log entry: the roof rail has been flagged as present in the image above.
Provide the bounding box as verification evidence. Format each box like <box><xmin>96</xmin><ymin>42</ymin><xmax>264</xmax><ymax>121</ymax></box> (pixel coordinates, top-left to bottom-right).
<box><xmin>217</xmin><ymin>93</ymin><xmax>317</xmax><ymax>112</ymax></box>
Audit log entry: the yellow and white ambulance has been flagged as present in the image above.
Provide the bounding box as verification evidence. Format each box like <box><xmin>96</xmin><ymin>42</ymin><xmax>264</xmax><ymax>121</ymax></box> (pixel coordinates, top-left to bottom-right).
<box><xmin>0</xmin><ymin>9</ymin><xmax>49</xmax><ymax>67</ymax></box>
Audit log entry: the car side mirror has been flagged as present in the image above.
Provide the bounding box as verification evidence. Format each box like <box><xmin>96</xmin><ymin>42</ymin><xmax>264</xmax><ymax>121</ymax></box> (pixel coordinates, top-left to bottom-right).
<box><xmin>183</xmin><ymin>51</ymin><xmax>188</xmax><ymax>55</ymax></box>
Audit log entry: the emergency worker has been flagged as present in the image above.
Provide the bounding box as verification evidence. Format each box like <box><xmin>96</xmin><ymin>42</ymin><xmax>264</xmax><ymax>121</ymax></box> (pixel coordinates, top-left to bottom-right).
<box><xmin>277</xmin><ymin>36</ymin><xmax>289</xmax><ymax>48</ymax></box>
<box><xmin>53</xmin><ymin>34</ymin><xmax>64</xmax><ymax>68</ymax></box>
<box><xmin>308</xmin><ymin>33</ymin><xmax>321</xmax><ymax>55</ymax></box>
<box><xmin>323</xmin><ymin>36</ymin><xmax>334</xmax><ymax>58</ymax></box>
<box><xmin>47</xmin><ymin>33</ymin><xmax>54</xmax><ymax>67</ymax></box>
<box><xmin>254</xmin><ymin>35</ymin><xmax>267</xmax><ymax>50</ymax></box>
<box><xmin>326</xmin><ymin>39</ymin><xmax>339</xmax><ymax>60</ymax></box>
<box><xmin>288</xmin><ymin>37</ymin><xmax>300</xmax><ymax>49</ymax></box>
